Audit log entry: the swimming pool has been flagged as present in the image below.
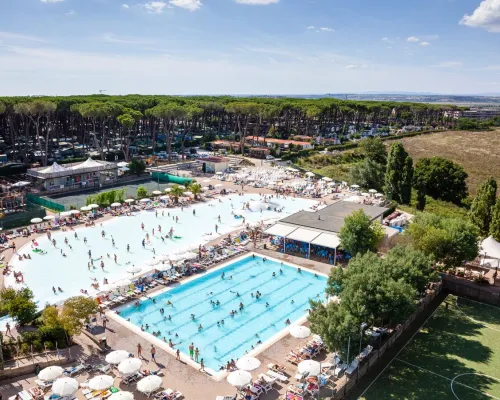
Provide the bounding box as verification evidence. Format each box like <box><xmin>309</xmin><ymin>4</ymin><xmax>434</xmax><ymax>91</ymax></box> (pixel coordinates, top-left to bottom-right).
<box><xmin>6</xmin><ymin>194</ymin><xmax>316</xmax><ymax>306</ymax></box>
<box><xmin>115</xmin><ymin>254</ymin><xmax>327</xmax><ymax>373</ymax></box>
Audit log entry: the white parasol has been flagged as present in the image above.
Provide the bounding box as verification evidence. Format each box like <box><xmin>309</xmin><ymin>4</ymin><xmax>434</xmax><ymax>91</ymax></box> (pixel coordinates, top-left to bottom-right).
<box><xmin>52</xmin><ymin>378</ymin><xmax>79</xmax><ymax>396</ymax></box>
<box><xmin>81</xmin><ymin>206</ymin><xmax>92</xmax><ymax>211</ymax></box>
<box><xmin>98</xmin><ymin>283</ymin><xmax>117</xmax><ymax>293</ymax></box>
<box><xmin>164</xmin><ymin>188</ymin><xmax>172</xmax><ymax>193</ymax></box>
<box><xmin>145</xmin><ymin>259</ymin><xmax>160</xmax><ymax>266</ymax></box>
<box><xmin>88</xmin><ymin>375</ymin><xmax>114</xmax><ymax>391</ymax></box>
<box><xmin>30</xmin><ymin>218</ymin><xmax>43</xmax><ymax>224</ymax></box>
<box><xmin>235</xmin><ymin>357</ymin><xmax>261</xmax><ymax>371</ymax></box>
<box><xmin>227</xmin><ymin>370</ymin><xmax>252</xmax><ymax>388</ymax></box>
<box><xmin>43</xmin><ymin>215</ymin><xmax>55</xmax><ymax>221</ymax></box>
<box><xmin>109</xmin><ymin>392</ymin><xmax>134</xmax><ymax>400</ymax></box>
<box><xmin>137</xmin><ymin>375</ymin><xmax>163</xmax><ymax>395</ymax></box>
<box><xmin>369</xmin><ymin>189</ymin><xmax>377</xmax><ymax>194</ymax></box>
<box><xmin>71</xmin><ymin>210</ymin><xmax>80</xmax><ymax>215</ymax></box>
<box><xmin>297</xmin><ymin>360</ymin><xmax>321</xmax><ymax>376</ymax></box>
<box><xmin>126</xmin><ymin>265</ymin><xmax>142</xmax><ymax>274</ymax></box>
<box><xmin>124</xmin><ymin>199</ymin><xmax>135</xmax><ymax>203</ymax></box>
<box><xmin>139</xmin><ymin>198</ymin><xmax>152</xmax><ymax>203</ymax></box>
<box><xmin>60</xmin><ymin>211</ymin><xmax>73</xmax><ymax>217</ymax></box>
<box><xmin>89</xmin><ymin>204</ymin><xmax>99</xmax><ymax>209</ymax></box>
<box><xmin>289</xmin><ymin>325</ymin><xmax>311</xmax><ymax>339</ymax></box>
<box><xmin>38</xmin><ymin>366</ymin><xmax>64</xmax><ymax>381</ymax></box>
<box><xmin>111</xmin><ymin>203</ymin><xmax>122</xmax><ymax>208</ymax></box>
<box><xmin>105</xmin><ymin>350</ymin><xmax>130</xmax><ymax>365</ymax></box>
<box><xmin>152</xmin><ymin>190</ymin><xmax>162</xmax><ymax>196</ymax></box>
<box><xmin>118</xmin><ymin>358</ymin><xmax>142</xmax><ymax>375</ymax></box>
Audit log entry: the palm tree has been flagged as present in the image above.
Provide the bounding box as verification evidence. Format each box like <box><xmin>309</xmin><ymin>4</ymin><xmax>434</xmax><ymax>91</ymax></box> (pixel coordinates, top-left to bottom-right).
<box><xmin>169</xmin><ymin>184</ymin><xmax>185</xmax><ymax>204</ymax></box>
<box><xmin>188</xmin><ymin>183</ymin><xmax>202</xmax><ymax>200</ymax></box>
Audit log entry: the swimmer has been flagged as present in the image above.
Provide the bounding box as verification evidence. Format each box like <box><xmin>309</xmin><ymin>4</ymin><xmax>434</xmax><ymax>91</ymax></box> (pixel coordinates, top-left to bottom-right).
<box><xmin>297</xmin><ymin>268</ymin><xmax>302</xmax><ymax>273</ymax></box>
<box><xmin>84</xmin><ymin>237</ymin><xmax>87</xmax><ymax>244</ymax></box>
<box><xmin>198</xmin><ymin>324</ymin><xmax>203</xmax><ymax>331</ymax></box>
<box><xmin>166</xmin><ymin>300</ymin><xmax>173</xmax><ymax>306</ymax></box>
<box><xmin>291</xmin><ymin>299</ymin><xmax>294</xmax><ymax>304</ymax></box>
<box><xmin>285</xmin><ymin>319</ymin><xmax>291</xmax><ymax>325</ymax></box>
<box><xmin>280</xmin><ymin>269</ymin><xmax>283</xmax><ymax>274</ymax></box>
<box><xmin>114</xmin><ymin>254</ymin><xmax>117</xmax><ymax>263</ymax></box>
<box><xmin>272</xmin><ymin>272</ymin><xmax>276</xmax><ymax>277</ymax></box>
<box><xmin>191</xmin><ymin>314</ymin><xmax>195</xmax><ymax>320</ymax></box>
<box><xmin>265</xmin><ymin>302</ymin><xmax>269</xmax><ymax>307</ymax></box>
<box><xmin>74</xmin><ymin>232</ymin><xmax>78</xmax><ymax>239</ymax></box>
<box><xmin>58</xmin><ymin>287</ymin><xmax>63</xmax><ymax>292</ymax></box>
<box><xmin>127</xmin><ymin>244</ymin><xmax>130</xmax><ymax>252</ymax></box>
<box><xmin>52</xmin><ymin>286</ymin><xmax>56</xmax><ymax>294</ymax></box>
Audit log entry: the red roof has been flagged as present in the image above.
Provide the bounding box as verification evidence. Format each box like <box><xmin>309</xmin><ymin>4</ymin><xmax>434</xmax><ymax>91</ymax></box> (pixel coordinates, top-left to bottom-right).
<box><xmin>246</xmin><ymin>136</ymin><xmax>310</xmax><ymax>146</ymax></box>
<box><xmin>202</xmin><ymin>156</ymin><xmax>229</xmax><ymax>163</ymax></box>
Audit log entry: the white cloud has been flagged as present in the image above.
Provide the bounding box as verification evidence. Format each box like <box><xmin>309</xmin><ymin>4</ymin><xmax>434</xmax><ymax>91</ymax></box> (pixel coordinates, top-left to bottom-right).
<box><xmin>319</xmin><ymin>27</ymin><xmax>334</xmax><ymax>32</ymax></box>
<box><xmin>169</xmin><ymin>0</ymin><xmax>202</xmax><ymax>11</ymax></box>
<box><xmin>40</xmin><ymin>0</ymin><xmax>65</xmax><ymax>2</ymax></box>
<box><xmin>0</xmin><ymin>31</ymin><xmax>46</xmax><ymax>43</ymax></box>
<box><xmin>142</xmin><ymin>1</ymin><xmax>169</xmax><ymax>13</ymax></box>
<box><xmin>407</xmin><ymin>36</ymin><xmax>420</xmax><ymax>42</ymax></box>
<box><xmin>101</xmin><ymin>33</ymin><xmax>153</xmax><ymax>45</ymax></box>
<box><xmin>234</xmin><ymin>0</ymin><xmax>279</xmax><ymax>4</ymax></box>
<box><xmin>345</xmin><ymin>64</ymin><xmax>358</xmax><ymax>69</ymax></box>
<box><xmin>419</xmin><ymin>41</ymin><xmax>430</xmax><ymax>46</ymax></box>
<box><xmin>307</xmin><ymin>26</ymin><xmax>315</xmax><ymax>30</ymax></box>
<box><xmin>65</xmin><ymin>10</ymin><xmax>76</xmax><ymax>16</ymax></box>
<box><xmin>432</xmin><ymin>61</ymin><xmax>463</xmax><ymax>68</ymax></box>
<box><xmin>460</xmin><ymin>0</ymin><xmax>500</xmax><ymax>32</ymax></box>
<box><xmin>122</xmin><ymin>4</ymin><xmax>130</xmax><ymax>8</ymax></box>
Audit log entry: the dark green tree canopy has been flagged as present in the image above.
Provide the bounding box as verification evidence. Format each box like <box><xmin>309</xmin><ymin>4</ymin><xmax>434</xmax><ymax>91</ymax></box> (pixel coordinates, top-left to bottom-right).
<box><xmin>469</xmin><ymin>177</ymin><xmax>497</xmax><ymax>235</ymax></box>
<box><xmin>490</xmin><ymin>198</ymin><xmax>500</xmax><ymax>241</ymax></box>
<box><xmin>414</xmin><ymin>157</ymin><xmax>468</xmax><ymax>205</ymax></box>
<box><xmin>338</xmin><ymin>209</ymin><xmax>384</xmax><ymax>256</ymax></box>
<box><xmin>384</xmin><ymin>142</ymin><xmax>413</xmax><ymax>204</ymax></box>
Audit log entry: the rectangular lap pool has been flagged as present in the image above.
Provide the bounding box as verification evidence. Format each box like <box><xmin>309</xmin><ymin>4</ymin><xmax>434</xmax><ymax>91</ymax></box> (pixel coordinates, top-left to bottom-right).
<box><xmin>115</xmin><ymin>254</ymin><xmax>327</xmax><ymax>373</ymax></box>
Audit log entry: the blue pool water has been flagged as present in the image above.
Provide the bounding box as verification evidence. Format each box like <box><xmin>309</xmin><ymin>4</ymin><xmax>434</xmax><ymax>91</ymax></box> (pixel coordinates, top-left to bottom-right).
<box><xmin>7</xmin><ymin>194</ymin><xmax>316</xmax><ymax>305</ymax></box>
<box><xmin>118</xmin><ymin>255</ymin><xmax>327</xmax><ymax>371</ymax></box>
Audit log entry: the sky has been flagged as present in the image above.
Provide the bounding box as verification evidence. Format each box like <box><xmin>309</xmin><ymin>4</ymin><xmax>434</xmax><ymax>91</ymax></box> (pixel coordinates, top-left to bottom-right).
<box><xmin>0</xmin><ymin>0</ymin><xmax>500</xmax><ymax>95</ymax></box>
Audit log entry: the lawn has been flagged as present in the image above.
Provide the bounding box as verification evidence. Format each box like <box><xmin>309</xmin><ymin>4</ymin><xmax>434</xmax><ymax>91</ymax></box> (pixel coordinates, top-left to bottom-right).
<box><xmin>360</xmin><ymin>295</ymin><xmax>500</xmax><ymax>400</ymax></box>
<box><xmin>395</xmin><ymin>129</ymin><xmax>500</xmax><ymax>195</ymax></box>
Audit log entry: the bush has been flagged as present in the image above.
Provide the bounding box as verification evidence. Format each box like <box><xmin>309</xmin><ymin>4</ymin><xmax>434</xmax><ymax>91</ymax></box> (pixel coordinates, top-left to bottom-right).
<box><xmin>44</xmin><ymin>341</ymin><xmax>55</xmax><ymax>350</ymax></box>
<box><xmin>38</xmin><ymin>325</ymin><xmax>67</xmax><ymax>344</ymax></box>
<box><xmin>20</xmin><ymin>342</ymin><xmax>30</xmax><ymax>355</ymax></box>
<box><xmin>129</xmin><ymin>158</ymin><xmax>146</xmax><ymax>176</ymax></box>
<box><xmin>137</xmin><ymin>186</ymin><xmax>148</xmax><ymax>198</ymax></box>
<box><xmin>21</xmin><ymin>331</ymin><xmax>39</xmax><ymax>344</ymax></box>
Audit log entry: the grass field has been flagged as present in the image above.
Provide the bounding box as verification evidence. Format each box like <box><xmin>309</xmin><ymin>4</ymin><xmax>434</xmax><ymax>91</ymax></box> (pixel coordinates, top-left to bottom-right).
<box><xmin>360</xmin><ymin>295</ymin><xmax>500</xmax><ymax>400</ymax></box>
<box><xmin>395</xmin><ymin>129</ymin><xmax>500</xmax><ymax>195</ymax></box>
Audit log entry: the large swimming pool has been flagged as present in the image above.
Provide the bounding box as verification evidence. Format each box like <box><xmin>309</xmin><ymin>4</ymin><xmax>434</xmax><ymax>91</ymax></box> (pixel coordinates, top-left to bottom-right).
<box><xmin>116</xmin><ymin>255</ymin><xmax>327</xmax><ymax>372</ymax></box>
<box><xmin>6</xmin><ymin>194</ymin><xmax>316</xmax><ymax>305</ymax></box>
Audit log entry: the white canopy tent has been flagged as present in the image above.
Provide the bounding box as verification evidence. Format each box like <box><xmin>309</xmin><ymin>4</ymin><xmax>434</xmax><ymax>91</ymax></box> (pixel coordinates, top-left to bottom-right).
<box><xmin>480</xmin><ymin>236</ymin><xmax>500</xmax><ymax>268</ymax></box>
<box><xmin>264</xmin><ymin>223</ymin><xmax>297</xmax><ymax>238</ymax></box>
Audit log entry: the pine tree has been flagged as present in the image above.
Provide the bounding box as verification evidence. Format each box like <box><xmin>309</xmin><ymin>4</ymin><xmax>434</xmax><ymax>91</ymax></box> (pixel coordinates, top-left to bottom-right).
<box><xmin>385</xmin><ymin>143</ymin><xmax>413</xmax><ymax>204</ymax></box>
<box><xmin>490</xmin><ymin>198</ymin><xmax>500</xmax><ymax>241</ymax></box>
<box><xmin>470</xmin><ymin>177</ymin><xmax>497</xmax><ymax>235</ymax></box>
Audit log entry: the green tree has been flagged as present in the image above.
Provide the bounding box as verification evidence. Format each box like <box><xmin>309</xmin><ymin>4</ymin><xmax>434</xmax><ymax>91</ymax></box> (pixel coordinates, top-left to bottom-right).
<box><xmin>358</xmin><ymin>137</ymin><xmax>387</xmax><ymax>165</ymax></box>
<box><xmin>169</xmin><ymin>184</ymin><xmax>184</xmax><ymax>204</ymax></box>
<box><xmin>385</xmin><ymin>143</ymin><xmax>413</xmax><ymax>204</ymax></box>
<box><xmin>407</xmin><ymin>213</ymin><xmax>479</xmax><ymax>268</ymax></box>
<box><xmin>0</xmin><ymin>288</ymin><xmax>37</xmax><ymax>325</ymax></box>
<box><xmin>128</xmin><ymin>158</ymin><xmax>146</xmax><ymax>176</ymax></box>
<box><xmin>188</xmin><ymin>183</ymin><xmax>202</xmax><ymax>200</ymax></box>
<box><xmin>469</xmin><ymin>177</ymin><xmax>497</xmax><ymax>235</ymax></box>
<box><xmin>59</xmin><ymin>296</ymin><xmax>98</xmax><ymax>337</ymax></box>
<box><xmin>414</xmin><ymin>157</ymin><xmax>468</xmax><ymax>205</ymax></box>
<box><xmin>490</xmin><ymin>198</ymin><xmax>500</xmax><ymax>241</ymax></box>
<box><xmin>42</xmin><ymin>306</ymin><xmax>63</xmax><ymax>329</ymax></box>
<box><xmin>137</xmin><ymin>186</ymin><xmax>148</xmax><ymax>198</ymax></box>
<box><xmin>338</xmin><ymin>209</ymin><xmax>384</xmax><ymax>256</ymax></box>
<box><xmin>349</xmin><ymin>158</ymin><xmax>385</xmax><ymax>192</ymax></box>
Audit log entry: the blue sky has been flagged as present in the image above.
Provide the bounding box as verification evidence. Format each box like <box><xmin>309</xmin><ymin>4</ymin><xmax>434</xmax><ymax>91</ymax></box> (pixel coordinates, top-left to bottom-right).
<box><xmin>0</xmin><ymin>0</ymin><xmax>499</xmax><ymax>95</ymax></box>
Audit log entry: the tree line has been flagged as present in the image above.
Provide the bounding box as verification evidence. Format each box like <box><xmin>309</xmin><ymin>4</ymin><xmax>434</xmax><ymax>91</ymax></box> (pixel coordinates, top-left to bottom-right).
<box><xmin>0</xmin><ymin>95</ymin><xmax>461</xmax><ymax>166</ymax></box>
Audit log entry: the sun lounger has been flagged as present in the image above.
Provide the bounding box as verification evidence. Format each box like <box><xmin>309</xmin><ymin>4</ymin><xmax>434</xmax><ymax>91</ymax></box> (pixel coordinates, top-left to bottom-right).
<box><xmin>28</xmin><ymin>387</ymin><xmax>44</xmax><ymax>400</ymax></box>
<box><xmin>35</xmin><ymin>380</ymin><xmax>53</xmax><ymax>391</ymax></box>
<box><xmin>64</xmin><ymin>363</ymin><xmax>89</xmax><ymax>376</ymax></box>
<box><xmin>94</xmin><ymin>363</ymin><xmax>112</xmax><ymax>373</ymax></box>
<box><xmin>215</xmin><ymin>396</ymin><xmax>236</xmax><ymax>400</ymax></box>
<box><xmin>267</xmin><ymin>369</ymin><xmax>289</xmax><ymax>382</ymax></box>
<box><xmin>163</xmin><ymin>389</ymin><xmax>183</xmax><ymax>399</ymax></box>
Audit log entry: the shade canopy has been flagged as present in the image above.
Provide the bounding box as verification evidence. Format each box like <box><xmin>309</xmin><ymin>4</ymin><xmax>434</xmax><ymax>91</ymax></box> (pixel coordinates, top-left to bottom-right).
<box><xmin>43</xmin><ymin>215</ymin><xmax>55</xmax><ymax>221</ymax></box>
<box><xmin>52</xmin><ymin>378</ymin><xmax>79</xmax><ymax>396</ymax></box>
<box><xmin>298</xmin><ymin>360</ymin><xmax>321</xmax><ymax>376</ymax></box>
<box><xmin>117</xmin><ymin>162</ymin><xmax>129</xmax><ymax>168</ymax></box>
<box><xmin>289</xmin><ymin>325</ymin><xmax>311</xmax><ymax>339</ymax></box>
<box><xmin>369</xmin><ymin>189</ymin><xmax>377</xmax><ymax>193</ymax></box>
<box><xmin>126</xmin><ymin>265</ymin><xmax>142</xmax><ymax>274</ymax></box>
<box><xmin>38</xmin><ymin>366</ymin><xmax>64</xmax><ymax>381</ymax></box>
<box><xmin>89</xmin><ymin>204</ymin><xmax>99</xmax><ymax>209</ymax></box>
<box><xmin>311</xmin><ymin>232</ymin><xmax>341</xmax><ymax>249</ymax></box>
<box><xmin>236</xmin><ymin>357</ymin><xmax>261</xmax><ymax>371</ymax></box>
<box><xmin>137</xmin><ymin>375</ymin><xmax>163</xmax><ymax>394</ymax></box>
<box><xmin>286</xmin><ymin>227</ymin><xmax>321</xmax><ymax>243</ymax></box>
<box><xmin>480</xmin><ymin>236</ymin><xmax>500</xmax><ymax>260</ymax></box>
<box><xmin>227</xmin><ymin>370</ymin><xmax>252</xmax><ymax>387</ymax></box>
<box><xmin>105</xmin><ymin>350</ymin><xmax>130</xmax><ymax>364</ymax></box>
<box><xmin>81</xmin><ymin>206</ymin><xmax>92</xmax><ymax>211</ymax></box>
<box><xmin>305</xmin><ymin>172</ymin><xmax>315</xmax><ymax>177</ymax></box>
<box><xmin>88</xmin><ymin>375</ymin><xmax>114</xmax><ymax>391</ymax></box>
<box><xmin>118</xmin><ymin>358</ymin><xmax>142</xmax><ymax>375</ymax></box>
<box><xmin>124</xmin><ymin>199</ymin><xmax>135</xmax><ymax>203</ymax></box>
<box><xmin>111</xmin><ymin>203</ymin><xmax>122</xmax><ymax>207</ymax></box>
<box><xmin>264</xmin><ymin>223</ymin><xmax>297</xmax><ymax>238</ymax></box>
<box><xmin>60</xmin><ymin>211</ymin><xmax>73</xmax><ymax>217</ymax></box>
<box><xmin>139</xmin><ymin>198</ymin><xmax>152</xmax><ymax>203</ymax></box>
<box><xmin>152</xmin><ymin>190</ymin><xmax>162</xmax><ymax>195</ymax></box>
<box><xmin>145</xmin><ymin>259</ymin><xmax>160</xmax><ymax>266</ymax></box>
<box><xmin>30</xmin><ymin>218</ymin><xmax>43</xmax><ymax>224</ymax></box>
<box><xmin>321</xmin><ymin>177</ymin><xmax>333</xmax><ymax>182</ymax></box>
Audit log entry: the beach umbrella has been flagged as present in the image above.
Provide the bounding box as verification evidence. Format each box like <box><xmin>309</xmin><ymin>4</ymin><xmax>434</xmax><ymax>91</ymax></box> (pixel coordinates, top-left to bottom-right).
<box><xmin>137</xmin><ymin>375</ymin><xmax>163</xmax><ymax>395</ymax></box>
<box><xmin>327</xmin><ymin>182</ymin><xmax>336</xmax><ymax>187</ymax></box>
<box><xmin>203</xmin><ymin>179</ymin><xmax>211</xmax><ymax>183</ymax></box>
<box><xmin>38</xmin><ymin>366</ymin><xmax>63</xmax><ymax>381</ymax></box>
<box><xmin>106</xmin><ymin>350</ymin><xmax>130</xmax><ymax>365</ymax></box>
<box><xmin>236</xmin><ymin>357</ymin><xmax>261</xmax><ymax>371</ymax></box>
<box><xmin>98</xmin><ymin>283</ymin><xmax>117</xmax><ymax>293</ymax></box>
<box><xmin>126</xmin><ymin>265</ymin><xmax>142</xmax><ymax>274</ymax></box>
<box><xmin>215</xmin><ymin>184</ymin><xmax>223</xmax><ymax>188</ymax></box>
<box><xmin>43</xmin><ymin>215</ymin><xmax>55</xmax><ymax>221</ymax></box>
<box><xmin>114</xmin><ymin>279</ymin><xmax>133</xmax><ymax>287</ymax></box>
<box><xmin>202</xmin><ymin>186</ymin><xmax>209</xmax><ymax>191</ymax></box>
<box><xmin>117</xmin><ymin>162</ymin><xmax>129</xmax><ymax>167</ymax></box>
<box><xmin>88</xmin><ymin>375</ymin><xmax>114</xmax><ymax>391</ymax></box>
<box><xmin>375</xmin><ymin>193</ymin><xmax>384</xmax><ymax>198</ymax></box>
<box><xmin>145</xmin><ymin>258</ymin><xmax>160</xmax><ymax>266</ymax></box>
<box><xmin>178</xmin><ymin>185</ymin><xmax>186</xmax><ymax>189</ymax></box>
<box><xmin>361</xmin><ymin>192</ymin><xmax>370</xmax><ymax>197</ymax></box>
<box><xmin>183</xmin><ymin>191</ymin><xmax>193</xmax><ymax>197</ymax></box>
<box><xmin>109</xmin><ymin>392</ymin><xmax>134</xmax><ymax>400</ymax></box>
<box><xmin>60</xmin><ymin>211</ymin><xmax>73</xmax><ymax>217</ymax></box>
<box><xmin>164</xmin><ymin>188</ymin><xmax>172</xmax><ymax>192</ymax></box>
<box><xmin>124</xmin><ymin>199</ymin><xmax>135</xmax><ymax>203</ymax></box>
<box><xmin>369</xmin><ymin>189</ymin><xmax>377</xmax><ymax>194</ymax></box>
<box><xmin>139</xmin><ymin>198</ymin><xmax>151</xmax><ymax>203</ymax></box>
<box><xmin>160</xmin><ymin>195</ymin><xmax>169</xmax><ymax>200</ymax></box>
<box><xmin>321</xmin><ymin>177</ymin><xmax>333</xmax><ymax>182</ymax></box>
<box><xmin>215</xmin><ymin>172</ymin><xmax>223</xmax><ymax>175</ymax></box>
<box><xmin>52</xmin><ymin>378</ymin><xmax>79</xmax><ymax>396</ymax></box>
<box><xmin>111</xmin><ymin>203</ymin><xmax>122</xmax><ymax>207</ymax></box>
<box><xmin>350</xmin><ymin>184</ymin><xmax>360</xmax><ymax>189</ymax></box>
<box><xmin>305</xmin><ymin>172</ymin><xmax>315</xmax><ymax>177</ymax></box>
<box><xmin>81</xmin><ymin>206</ymin><xmax>92</xmax><ymax>211</ymax></box>
<box><xmin>157</xmin><ymin>254</ymin><xmax>170</xmax><ymax>262</ymax></box>
<box><xmin>71</xmin><ymin>210</ymin><xmax>80</xmax><ymax>215</ymax></box>
<box><xmin>289</xmin><ymin>325</ymin><xmax>311</xmax><ymax>339</ymax></box>
<box><xmin>152</xmin><ymin>190</ymin><xmax>162</xmax><ymax>196</ymax></box>
<box><xmin>118</xmin><ymin>358</ymin><xmax>142</xmax><ymax>375</ymax></box>
<box><xmin>298</xmin><ymin>360</ymin><xmax>321</xmax><ymax>376</ymax></box>
<box><xmin>89</xmin><ymin>204</ymin><xmax>99</xmax><ymax>209</ymax></box>
<box><xmin>30</xmin><ymin>218</ymin><xmax>43</xmax><ymax>224</ymax></box>
<box><xmin>227</xmin><ymin>370</ymin><xmax>252</xmax><ymax>388</ymax></box>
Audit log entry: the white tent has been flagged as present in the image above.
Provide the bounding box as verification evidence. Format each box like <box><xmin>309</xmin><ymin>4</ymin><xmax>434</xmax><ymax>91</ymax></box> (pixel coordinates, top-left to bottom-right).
<box><xmin>69</xmin><ymin>157</ymin><xmax>103</xmax><ymax>170</ymax></box>
<box><xmin>264</xmin><ymin>223</ymin><xmax>297</xmax><ymax>237</ymax></box>
<box><xmin>311</xmin><ymin>232</ymin><xmax>341</xmax><ymax>249</ymax></box>
<box><xmin>39</xmin><ymin>162</ymin><xmax>67</xmax><ymax>174</ymax></box>
<box><xmin>480</xmin><ymin>236</ymin><xmax>500</xmax><ymax>260</ymax></box>
<box><xmin>286</xmin><ymin>228</ymin><xmax>322</xmax><ymax>243</ymax></box>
